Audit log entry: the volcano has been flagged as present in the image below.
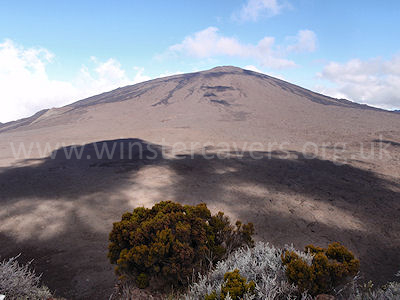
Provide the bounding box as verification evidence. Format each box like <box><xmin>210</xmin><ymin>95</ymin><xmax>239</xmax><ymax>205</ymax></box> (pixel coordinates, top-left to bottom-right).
<box><xmin>0</xmin><ymin>66</ymin><xmax>399</xmax><ymax>299</ymax></box>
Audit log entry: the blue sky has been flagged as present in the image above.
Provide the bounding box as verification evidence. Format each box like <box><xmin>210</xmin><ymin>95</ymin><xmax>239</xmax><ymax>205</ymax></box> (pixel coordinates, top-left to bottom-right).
<box><xmin>0</xmin><ymin>0</ymin><xmax>399</xmax><ymax>122</ymax></box>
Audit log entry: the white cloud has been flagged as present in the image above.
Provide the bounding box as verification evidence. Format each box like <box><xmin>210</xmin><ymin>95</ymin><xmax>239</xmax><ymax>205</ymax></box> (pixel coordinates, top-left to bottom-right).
<box><xmin>243</xmin><ymin>64</ymin><xmax>286</xmax><ymax>80</ymax></box>
<box><xmin>243</xmin><ymin>65</ymin><xmax>264</xmax><ymax>73</ymax></box>
<box><xmin>233</xmin><ymin>0</ymin><xmax>288</xmax><ymax>22</ymax></box>
<box><xmin>133</xmin><ymin>66</ymin><xmax>152</xmax><ymax>83</ymax></box>
<box><xmin>0</xmin><ymin>40</ymin><xmax>151</xmax><ymax>123</ymax></box>
<box><xmin>287</xmin><ymin>29</ymin><xmax>317</xmax><ymax>53</ymax></box>
<box><xmin>167</xmin><ymin>27</ymin><xmax>315</xmax><ymax>69</ymax></box>
<box><xmin>317</xmin><ymin>55</ymin><xmax>400</xmax><ymax>109</ymax></box>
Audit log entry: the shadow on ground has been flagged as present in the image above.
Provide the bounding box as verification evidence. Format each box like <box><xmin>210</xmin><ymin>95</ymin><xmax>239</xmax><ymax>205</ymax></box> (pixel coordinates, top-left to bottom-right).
<box><xmin>373</xmin><ymin>139</ymin><xmax>400</xmax><ymax>147</ymax></box>
<box><xmin>1</xmin><ymin>139</ymin><xmax>399</xmax><ymax>299</ymax></box>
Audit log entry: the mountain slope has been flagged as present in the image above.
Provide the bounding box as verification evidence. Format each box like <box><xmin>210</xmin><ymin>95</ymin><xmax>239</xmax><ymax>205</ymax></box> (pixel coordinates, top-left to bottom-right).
<box><xmin>0</xmin><ymin>66</ymin><xmax>390</xmax><ymax>137</ymax></box>
<box><xmin>1</xmin><ymin>66</ymin><xmax>399</xmax><ymax>154</ymax></box>
<box><xmin>0</xmin><ymin>66</ymin><xmax>399</xmax><ymax>299</ymax></box>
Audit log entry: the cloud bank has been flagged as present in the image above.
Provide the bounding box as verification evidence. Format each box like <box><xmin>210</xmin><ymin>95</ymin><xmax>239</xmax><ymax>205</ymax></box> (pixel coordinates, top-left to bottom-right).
<box><xmin>317</xmin><ymin>55</ymin><xmax>400</xmax><ymax>110</ymax></box>
<box><xmin>0</xmin><ymin>40</ymin><xmax>151</xmax><ymax>123</ymax></box>
<box><xmin>167</xmin><ymin>27</ymin><xmax>316</xmax><ymax>69</ymax></box>
<box><xmin>233</xmin><ymin>0</ymin><xmax>289</xmax><ymax>22</ymax></box>
<box><xmin>287</xmin><ymin>30</ymin><xmax>317</xmax><ymax>53</ymax></box>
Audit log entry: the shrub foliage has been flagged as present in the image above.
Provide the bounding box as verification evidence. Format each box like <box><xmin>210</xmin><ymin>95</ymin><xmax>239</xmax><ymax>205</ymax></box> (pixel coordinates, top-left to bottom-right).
<box><xmin>184</xmin><ymin>242</ymin><xmax>314</xmax><ymax>300</ymax></box>
<box><xmin>108</xmin><ymin>201</ymin><xmax>254</xmax><ymax>288</ymax></box>
<box><xmin>0</xmin><ymin>255</ymin><xmax>52</xmax><ymax>300</ymax></box>
<box><xmin>281</xmin><ymin>242</ymin><xmax>360</xmax><ymax>295</ymax></box>
<box><xmin>205</xmin><ymin>269</ymin><xmax>255</xmax><ymax>300</ymax></box>
<box><xmin>221</xmin><ymin>269</ymin><xmax>255</xmax><ymax>300</ymax></box>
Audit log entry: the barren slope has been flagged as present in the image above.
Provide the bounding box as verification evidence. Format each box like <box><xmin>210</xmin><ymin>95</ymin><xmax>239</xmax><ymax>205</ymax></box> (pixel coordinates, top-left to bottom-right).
<box><xmin>0</xmin><ymin>66</ymin><xmax>399</xmax><ymax>299</ymax></box>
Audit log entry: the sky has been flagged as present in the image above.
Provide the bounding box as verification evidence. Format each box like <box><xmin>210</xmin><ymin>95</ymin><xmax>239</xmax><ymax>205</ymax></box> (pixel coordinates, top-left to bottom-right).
<box><xmin>0</xmin><ymin>0</ymin><xmax>399</xmax><ymax>123</ymax></box>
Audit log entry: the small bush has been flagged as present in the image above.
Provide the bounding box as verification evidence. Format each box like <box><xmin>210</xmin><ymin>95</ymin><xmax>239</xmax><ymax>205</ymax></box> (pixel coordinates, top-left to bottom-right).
<box><xmin>136</xmin><ymin>273</ymin><xmax>149</xmax><ymax>289</ymax></box>
<box><xmin>281</xmin><ymin>242</ymin><xmax>360</xmax><ymax>295</ymax></box>
<box><xmin>0</xmin><ymin>255</ymin><xmax>52</xmax><ymax>300</ymax></box>
<box><xmin>221</xmin><ymin>269</ymin><xmax>255</xmax><ymax>299</ymax></box>
<box><xmin>109</xmin><ymin>281</ymin><xmax>166</xmax><ymax>300</ymax></box>
<box><xmin>184</xmin><ymin>242</ymin><xmax>314</xmax><ymax>300</ymax></box>
<box><xmin>204</xmin><ymin>291</ymin><xmax>218</xmax><ymax>300</ymax></box>
<box><xmin>205</xmin><ymin>269</ymin><xmax>255</xmax><ymax>300</ymax></box>
<box><xmin>353</xmin><ymin>281</ymin><xmax>400</xmax><ymax>299</ymax></box>
<box><xmin>108</xmin><ymin>201</ymin><xmax>254</xmax><ymax>288</ymax></box>
<box><xmin>337</xmin><ymin>271</ymin><xmax>400</xmax><ymax>300</ymax></box>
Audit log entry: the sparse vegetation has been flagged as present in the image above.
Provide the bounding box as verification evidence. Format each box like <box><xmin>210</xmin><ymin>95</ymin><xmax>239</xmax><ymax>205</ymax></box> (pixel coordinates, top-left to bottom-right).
<box><xmin>184</xmin><ymin>241</ymin><xmax>314</xmax><ymax>300</ymax></box>
<box><xmin>108</xmin><ymin>201</ymin><xmax>254</xmax><ymax>289</ymax></box>
<box><xmin>281</xmin><ymin>242</ymin><xmax>360</xmax><ymax>295</ymax></box>
<box><xmin>349</xmin><ymin>280</ymin><xmax>400</xmax><ymax>299</ymax></box>
<box><xmin>0</xmin><ymin>255</ymin><xmax>52</xmax><ymax>300</ymax></box>
<box><xmin>184</xmin><ymin>241</ymin><xmax>396</xmax><ymax>300</ymax></box>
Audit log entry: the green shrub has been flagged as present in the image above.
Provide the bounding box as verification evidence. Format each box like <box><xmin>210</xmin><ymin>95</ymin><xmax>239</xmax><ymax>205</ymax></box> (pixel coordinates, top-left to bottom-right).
<box><xmin>221</xmin><ymin>269</ymin><xmax>255</xmax><ymax>299</ymax></box>
<box><xmin>281</xmin><ymin>242</ymin><xmax>360</xmax><ymax>295</ymax></box>
<box><xmin>108</xmin><ymin>201</ymin><xmax>254</xmax><ymax>288</ymax></box>
<box><xmin>135</xmin><ymin>273</ymin><xmax>149</xmax><ymax>289</ymax></box>
<box><xmin>205</xmin><ymin>269</ymin><xmax>255</xmax><ymax>300</ymax></box>
<box><xmin>204</xmin><ymin>291</ymin><xmax>218</xmax><ymax>300</ymax></box>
